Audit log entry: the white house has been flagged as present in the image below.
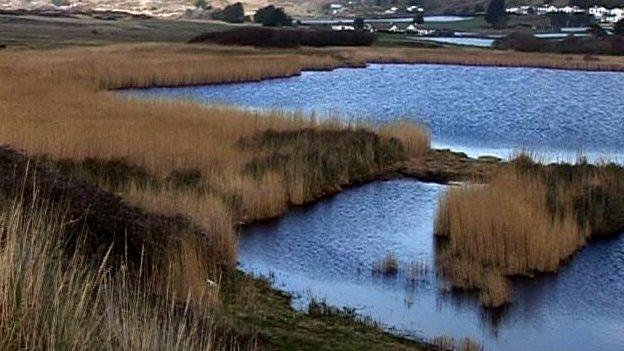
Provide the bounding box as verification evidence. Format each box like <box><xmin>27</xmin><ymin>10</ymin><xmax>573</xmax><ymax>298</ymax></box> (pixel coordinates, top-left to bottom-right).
<box><xmin>589</xmin><ymin>6</ymin><xmax>609</xmax><ymax>19</ymax></box>
<box><xmin>407</xmin><ymin>6</ymin><xmax>424</xmax><ymax>13</ymax></box>
<box><xmin>331</xmin><ymin>25</ymin><xmax>354</xmax><ymax>31</ymax></box>
<box><xmin>328</xmin><ymin>3</ymin><xmax>343</xmax><ymax>15</ymax></box>
<box><xmin>405</xmin><ymin>23</ymin><xmax>433</xmax><ymax>35</ymax></box>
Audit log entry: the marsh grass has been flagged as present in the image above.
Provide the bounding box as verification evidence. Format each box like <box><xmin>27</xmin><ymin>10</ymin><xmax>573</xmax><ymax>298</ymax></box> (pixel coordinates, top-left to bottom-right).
<box><xmin>372</xmin><ymin>252</ymin><xmax>400</xmax><ymax>276</ymax></box>
<box><xmin>435</xmin><ymin>155</ymin><xmax>624</xmax><ymax>307</ymax></box>
<box><xmin>0</xmin><ymin>195</ymin><xmax>254</xmax><ymax>351</ymax></box>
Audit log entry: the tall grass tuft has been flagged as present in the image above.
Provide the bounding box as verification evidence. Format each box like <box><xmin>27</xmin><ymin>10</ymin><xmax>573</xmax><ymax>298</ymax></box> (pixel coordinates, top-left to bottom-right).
<box><xmin>435</xmin><ymin>155</ymin><xmax>624</xmax><ymax>307</ymax></box>
<box><xmin>0</xmin><ymin>195</ymin><xmax>253</xmax><ymax>350</ymax></box>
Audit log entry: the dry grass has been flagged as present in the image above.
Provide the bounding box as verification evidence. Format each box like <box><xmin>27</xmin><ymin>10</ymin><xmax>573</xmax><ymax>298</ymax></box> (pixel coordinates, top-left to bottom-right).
<box><xmin>0</xmin><ymin>43</ymin><xmax>431</xmax><ymax>280</ymax></box>
<box><xmin>435</xmin><ymin>155</ymin><xmax>624</xmax><ymax>307</ymax></box>
<box><xmin>0</xmin><ymin>195</ymin><xmax>251</xmax><ymax>351</ymax></box>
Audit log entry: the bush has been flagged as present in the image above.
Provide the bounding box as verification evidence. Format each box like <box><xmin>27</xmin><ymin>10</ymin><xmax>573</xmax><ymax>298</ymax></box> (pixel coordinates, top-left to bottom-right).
<box><xmin>189</xmin><ymin>27</ymin><xmax>377</xmax><ymax>47</ymax></box>
<box><xmin>219</xmin><ymin>2</ymin><xmax>245</xmax><ymax>23</ymax></box>
<box><xmin>254</xmin><ymin>5</ymin><xmax>292</xmax><ymax>27</ymax></box>
<box><xmin>615</xmin><ymin>20</ymin><xmax>624</xmax><ymax>36</ymax></box>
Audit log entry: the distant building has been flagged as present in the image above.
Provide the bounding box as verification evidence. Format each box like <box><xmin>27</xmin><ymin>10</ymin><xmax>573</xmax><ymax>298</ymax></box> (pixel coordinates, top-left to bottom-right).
<box><xmin>405</xmin><ymin>23</ymin><xmax>433</xmax><ymax>35</ymax></box>
<box><xmin>373</xmin><ymin>23</ymin><xmax>404</xmax><ymax>33</ymax></box>
<box><xmin>331</xmin><ymin>24</ymin><xmax>355</xmax><ymax>31</ymax></box>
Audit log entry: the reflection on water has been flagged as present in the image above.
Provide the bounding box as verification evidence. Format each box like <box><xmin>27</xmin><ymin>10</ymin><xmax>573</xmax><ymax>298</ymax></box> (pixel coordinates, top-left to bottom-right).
<box><xmin>128</xmin><ymin>64</ymin><xmax>624</xmax><ymax>163</ymax></box>
<box><xmin>238</xmin><ymin>180</ymin><xmax>624</xmax><ymax>351</ymax></box>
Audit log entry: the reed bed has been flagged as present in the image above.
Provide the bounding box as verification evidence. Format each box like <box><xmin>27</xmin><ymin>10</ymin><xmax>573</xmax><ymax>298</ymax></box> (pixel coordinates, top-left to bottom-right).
<box><xmin>0</xmin><ymin>195</ymin><xmax>254</xmax><ymax>351</ymax></box>
<box><xmin>0</xmin><ymin>43</ymin><xmax>433</xmax><ymax>346</ymax></box>
<box><xmin>435</xmin><ymin>155</ymin><xmax>624</xmax><ymax>307</ymax></box>
<box><xmin>372</xmin><ymin>252</ymin><xmax>400</xmax><ymax>276</ymax></box>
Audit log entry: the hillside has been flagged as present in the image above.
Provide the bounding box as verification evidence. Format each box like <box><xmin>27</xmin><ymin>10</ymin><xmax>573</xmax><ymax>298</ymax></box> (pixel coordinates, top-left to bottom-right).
<box><xmin>0</xmin><ymin>0</ymin><xmax>328</xmax><ymax>16</ymax></box>
<box><xmin>3</xmin><ymin>0</ymin><xmax>623</xmax><ymax>19</ymax></box>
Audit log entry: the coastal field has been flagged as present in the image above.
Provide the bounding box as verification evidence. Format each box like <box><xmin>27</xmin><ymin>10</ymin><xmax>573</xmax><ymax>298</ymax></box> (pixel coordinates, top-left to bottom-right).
<box><xmin>2</xmin><ymin>10</ymin><xmax>624</xmax><ymax>351</ymax></box>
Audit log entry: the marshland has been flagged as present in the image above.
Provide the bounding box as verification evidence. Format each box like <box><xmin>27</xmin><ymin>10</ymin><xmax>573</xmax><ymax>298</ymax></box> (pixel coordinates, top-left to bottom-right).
<box><xmin>1</xmin><ymin>7</ymin><xmax>624</xmax><ymax>351</ymax></box>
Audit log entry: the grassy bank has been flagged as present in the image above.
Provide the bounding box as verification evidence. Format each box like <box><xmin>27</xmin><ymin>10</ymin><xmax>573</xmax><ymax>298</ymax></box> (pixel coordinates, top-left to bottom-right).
<box><xmin>0</xmin><ymin>185</ymin><xmax>433</xmax><ymax>350</ymax></box>
<box><xmin>435</xmin><ymin>156</ymin><xmax>624</xmax><ymax>308</ymax></box>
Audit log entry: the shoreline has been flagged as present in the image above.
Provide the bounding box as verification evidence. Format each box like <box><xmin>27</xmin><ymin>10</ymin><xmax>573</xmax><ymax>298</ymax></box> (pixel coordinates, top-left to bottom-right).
<box><xmin>115</xmin><ymin>47</ymin><xmax>624</xmax><ymax>92</ymax></box>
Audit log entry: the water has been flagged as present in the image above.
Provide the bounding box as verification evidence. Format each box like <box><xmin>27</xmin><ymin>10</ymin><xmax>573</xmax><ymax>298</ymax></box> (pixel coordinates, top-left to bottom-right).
<box><xmin>410</xmin><ymin>36</ymin><xmax>495</xmax><ymax>47</ymax></box>
<box><xmin>300</xmin><ymin>15</ymin><xmax>473</xmax><ymax>25</ymax></box>
<box><xmin>534</xmin><ymin>33</ymin><xmax>591</xmax><ymax>38</ymax></box>
<box><xmin>239</xmin><ymin>180</ymin><xmax>624</xmax><ymax>351</ymax></box>
<box><xmin>129</xmin><ymin>64</ymin><xmax>624</xmax><ymax>162</ymax></box>
<box><xmin>126</xmin><ymin>64</ymin><xmax>624</xmax><ymax>349</ymax></box>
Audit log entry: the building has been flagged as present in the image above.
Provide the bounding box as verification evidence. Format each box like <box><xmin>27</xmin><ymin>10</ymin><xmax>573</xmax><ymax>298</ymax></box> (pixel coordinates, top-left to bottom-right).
<box><xmin>405</xmin><ymin>23</ymin><xmax>433</xmax><ymax>35</ymax></box>
<box><xmin>331</xmin><ymin>24</ymin><xmax>355</xmax><ymax>31</ymax></box>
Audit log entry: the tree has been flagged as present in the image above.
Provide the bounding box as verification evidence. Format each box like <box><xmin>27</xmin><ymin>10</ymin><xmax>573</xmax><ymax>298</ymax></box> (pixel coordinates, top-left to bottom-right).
<box><xmin>413</xmin><ymin>10</ymin><xmax>424</xmax><ymax>24</ymax></box>
<box><xmin>589</xmin><ymin>23</ymin><xmax>608</xmax><ymax>37</ymax></box>
<box><xmin>354</xmin><ymin>17</ymin><xmax>366</xmax><ymax>31</ymax></box>
<box><xmin>615</xmin><ymin>20</ymin><xmax>624</xmax><ymax>36</ymax></box>
<box><xmin>485</xmin><ymin>0</ymin><xmax>507</xmax><ymax>29</ymax></box>
<box><xmin>254</xmin><ymin>5</ymin><xmax>292</xmax><ymax>27</ymax></box>
<box><xmin>222</xmin><ymin>3</ymin><xmax>245</xmax><ymax>23</ymax></box>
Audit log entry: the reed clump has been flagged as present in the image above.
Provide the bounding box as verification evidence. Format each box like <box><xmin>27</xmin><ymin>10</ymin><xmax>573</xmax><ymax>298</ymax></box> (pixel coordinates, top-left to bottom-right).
<box><xmin>435</xmin><ymin>155</ymin><xmax>624</xmax><ymax>308</ymax></box>
<box><xmin>372</xmin><ymin>252</ymin><xmax>399</xmax><ymax>276</ymax></box>
<box><xmin>0</xmin><ymin>196</ymin><xmax>253</xmax><ymax>351</ymax></box>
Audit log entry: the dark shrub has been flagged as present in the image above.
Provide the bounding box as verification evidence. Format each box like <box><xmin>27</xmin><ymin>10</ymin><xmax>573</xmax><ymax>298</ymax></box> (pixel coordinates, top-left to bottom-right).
<box><xmin>189</xmin><ymin>27</ymin><xmax>376</xmax><ymax>47</ymax></box>
<box><xmin>219</xmin><ymin>2</ymin><xmax>245</xmax><ymax>23</ymax></box>
<box><xmin>254</xmin><ymin>5</ymin><xmax>292</xmax><ymax>27</ymax></box>
<box><xmin>615</xmin><ymin>20</ymin><xmax>624</xmax><ymax>36</ymax></box>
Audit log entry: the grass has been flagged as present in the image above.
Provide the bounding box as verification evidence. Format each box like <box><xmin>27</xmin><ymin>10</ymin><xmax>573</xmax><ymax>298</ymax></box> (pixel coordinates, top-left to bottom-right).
<box><xmin>0</xmin><ymin>196</ymin><xmax>233</xmax><ymax>350</ymax></box>
<box><xmin>372</xmin><ymin>252</ymin><xmax>400</xmax><ymax>276</ymax></box>
<box><xmin>435</xmin><ymin>155</ymin><xmax>624</xmax><ymax>308</ymax></box>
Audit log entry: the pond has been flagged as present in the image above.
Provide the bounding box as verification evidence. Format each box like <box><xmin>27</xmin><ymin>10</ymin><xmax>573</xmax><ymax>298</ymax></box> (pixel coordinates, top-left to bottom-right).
<box><xmin>239</xmin><ymin>180</ymin><xmax>624</xmax><ymax>351</ymax></box>
<box><xmin>130</xmin><ymin>64</ymin><xmax>624</xmax><ymax>162</ymax></box>
<box><xmin>300</xmin><ymin>15</ymin><xmax>474</xmax><ymax>25</ymax></box>
<box><xmin>126</xmin><ymin>64</ymin><xmax>624</xmax><ymax>349</ymax></box>
<box><xmin>409</xmin><ymin>36</ymin><xmax>495</xmax><ymax>47</ymax></box>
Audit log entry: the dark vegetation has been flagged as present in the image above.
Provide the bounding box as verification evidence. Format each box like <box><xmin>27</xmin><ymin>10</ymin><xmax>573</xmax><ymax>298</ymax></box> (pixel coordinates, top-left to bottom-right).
<box><xmin>189</xmin><ymin>27</ymin><xmax>376</xmax><ymax>47</ymax></box>
<box><xmin>212</xmin><ymin>2</ymin><xmax>245</xmax><ymax>23</ymax></box>
<box><xmin>254</xmin><ymin>5</ymin><xmax>292</xmax><ymax>27</ymax></box>
<box><xmin>549</xmin><ymin>12</ymin><xmax>594</xmax><ymax>28</ymax></box>
<box><xmin>240</xmin><ymin>129</ymin><xmax>406</xmax><ymax>199</ymax></box>
<box><xmin>615</xmin><ymin>20</ymin><xmax>624</xmax><ymax>36</ymax></box>
<box><xmin>495</xmin><ymin>32</ymin><xmax>624</xmax><ymax>55</ymax></box>
<box><xmin>514</xmin><ymin>155</ymin><xmax>624</xmax><ymax>237</ymax></box>
<box><xmin>0</xmin><ymin>147</ymin><xmax>208</xmax><ymax>272</ymax></box>
<box><xmin>485</xmin><ymin>0</ymin><xmax>508</xmax><ymax>28</ymax></box>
